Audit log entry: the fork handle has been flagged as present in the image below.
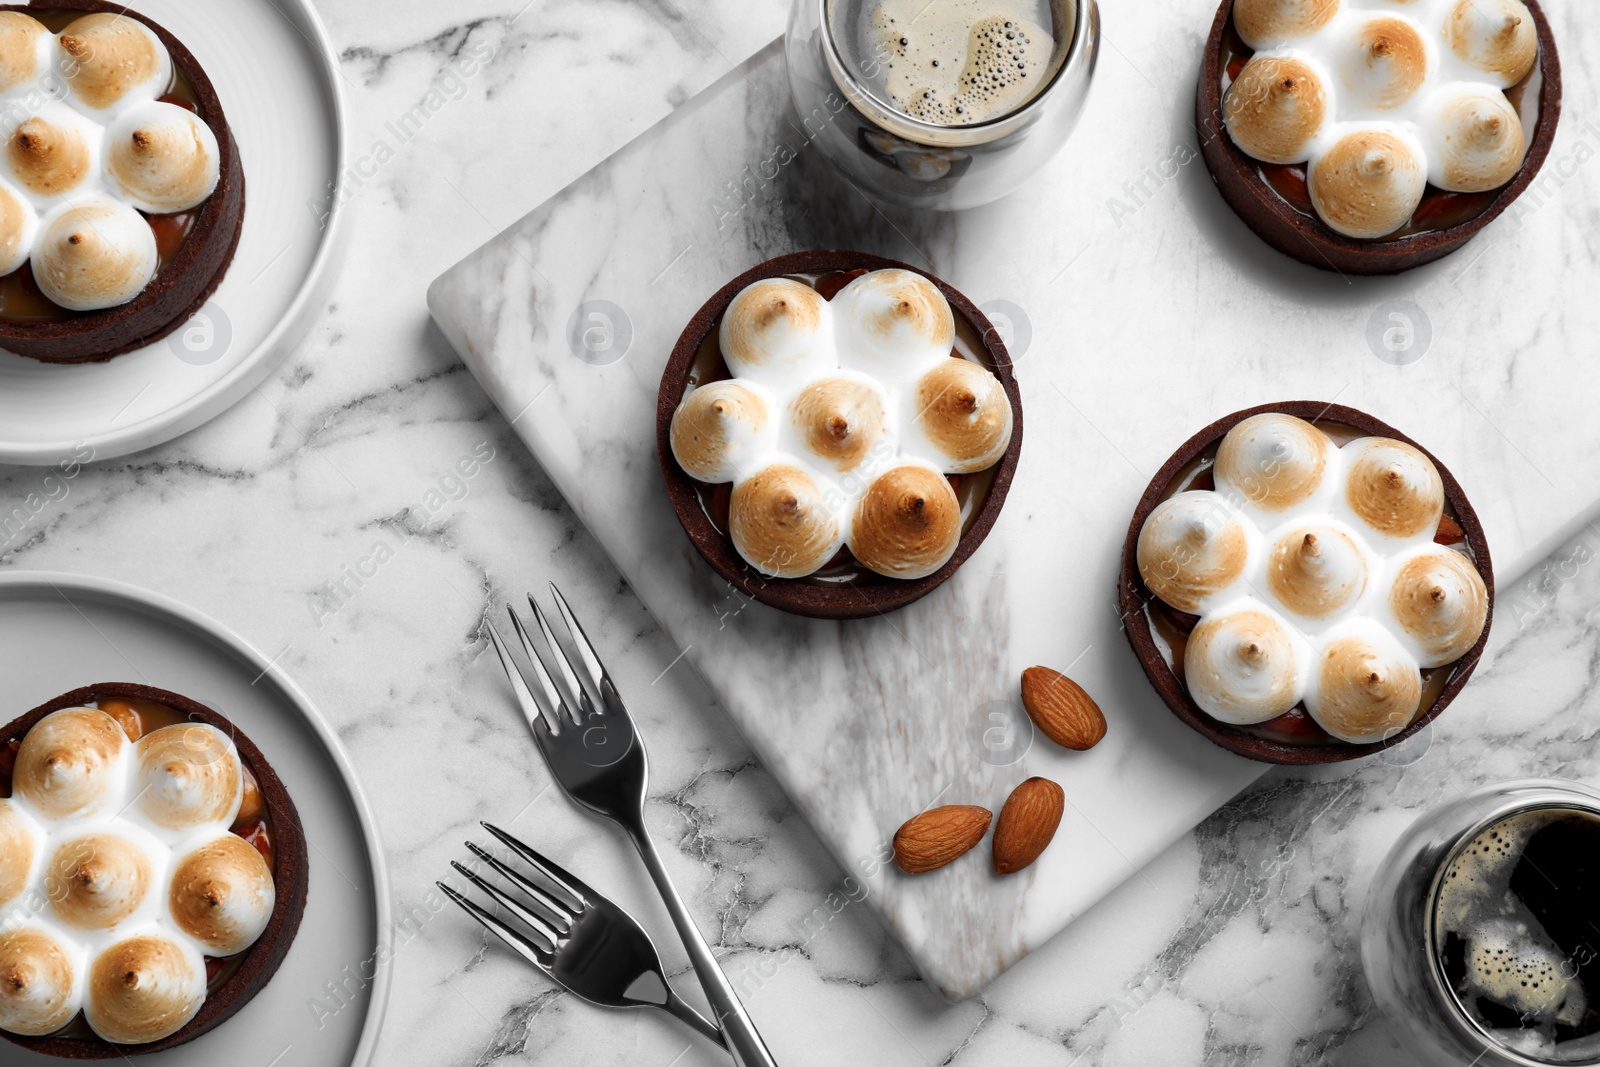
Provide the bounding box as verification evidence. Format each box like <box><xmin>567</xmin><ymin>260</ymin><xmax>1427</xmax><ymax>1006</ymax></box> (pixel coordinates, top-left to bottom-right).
<box><xmin>629</xmin><ymin>829</ymin><xmax>780</xmax><ymax>1067</ymax></box>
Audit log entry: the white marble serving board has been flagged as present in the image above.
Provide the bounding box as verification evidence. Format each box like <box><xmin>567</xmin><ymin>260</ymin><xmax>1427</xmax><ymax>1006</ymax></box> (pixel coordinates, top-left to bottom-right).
<box><xmin>426</xmin><ymin>36</ymin><xmax>1600</xmax><ymax>1000</ymax></box>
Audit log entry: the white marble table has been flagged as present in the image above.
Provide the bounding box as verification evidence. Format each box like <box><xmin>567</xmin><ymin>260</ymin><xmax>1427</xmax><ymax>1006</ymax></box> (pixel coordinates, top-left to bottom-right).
<box><xmin>2</xmin><ymin>0</ymin><xmax>1598</xmax><ymax>1063</ymax></box>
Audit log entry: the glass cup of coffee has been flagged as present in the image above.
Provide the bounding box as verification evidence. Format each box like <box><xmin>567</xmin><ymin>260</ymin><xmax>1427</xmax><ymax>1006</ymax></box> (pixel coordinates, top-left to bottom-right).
<box><xmin>1362</xmin><ymin>780</ymin><xmax>1600</xmax><ymax>1066</ymax></box>
<box><xmin>784</xmin><ymin>0</ymin><xmax>1099</xmax><ymax>211</ymax></box>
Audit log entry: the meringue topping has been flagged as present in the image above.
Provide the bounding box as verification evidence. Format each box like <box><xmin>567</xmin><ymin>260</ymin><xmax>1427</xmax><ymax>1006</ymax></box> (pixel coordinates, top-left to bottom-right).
<box><xmin>12</xmin><ymin>707</ymin><xmax>127</xmax><ymax>820</ymax></box>
<box><xmin>1429</xmin><ymin>85</ymin><xmax>1526</xmax><ymax>193</ymax></box>
<box><xmin>1184</xmin><ymin>608</ymin><xmax>1300</xmax><ymax>724</ymax></box>
<box><xmin>1343</xmin><ymin>436</ymin><xmax>1444</xmax><ymax>539</ymax></box>
<box><xmin>1224</xmin><ymin>56</ymin><xmax>1329</xmax><ymax>165</ymax></box>
<box><xmin>728</xmin><ymin>462</ymin><xmax>843</xmax><ymax>578</ymax></box>
<box><xmin>913</xmin><ymin>358</ymin><xmax>1012</xmax><ymax>473</ymax></box>
<box><xmin>0</xmin><ymin>800</ymin><xmax>38</xmax><ymax>907</ymax></box>
<box><xmin>1307</xmin><ymin>625</ymin><xmax>1423</xmax><ymax>743</ymax></box>
<box><xmin>1443</xmin><ymin>0</ymin><xmax>1538</xmax><ymax>87</ymax></box>
<box><xmin>169</xmin><ymin>834</ymin><xmax>276</xmax><ymax>956</ymax></box>
<box><xmin>1389</xmin><ymin>547</ymin><xmax>1489</xmax><ymax>667</ymax></box>
<box><xmin>0</xmin><ymin>928</ymin><xmax>79</xmax><ymax>1037</ymax></box>
<box><xmin>719</xmin><ymin>277</ymin><xmax>831</xmax><ymax>383</ymax></box>
<box><xmin>31</xmin><ymin>199</ymin><xmax>160</xmax><ymax>312</ymax></box>
<box><xmin>833</xmin><ymin>269</ymin><xmax>955</xmax><ymax>372</ymax></box>
<box><xmin>58</xmin><ymin>13</ymin><xmax>172</xmax><ymax>113</ymax></box>
<box><xmin>1213</xmin><ymin>413</ymin><xmax>1331</xmax><ymax>512</ymax></box>
<box><xmin>105</xmin><ymin>101</ymin><xmax>222</xmax><ymax>214</ymax></box>
<box><xmin>1137</xmin><ymin>492</ymin><xmax>1251</xmax><ymax>613</ymax></box>
<box><xmin>1339</xmin><ymin>17</ymin><xmax>1429</xmax><ymax>110</ymax></box>
<box><xmin>133</xmin><ymin>723</ymin><xmax>244</xmax><ymax>832</ymax></box>
<box><xmin>0</xmin><ymin>12</ymin><xmax>48</xmax><ymax>93</ymax></box>
<box><xmin>0</xmin><ymin>181</ymin><xmax>34</xmax><ymax>277</ymax></box>
<box><xmin>790</xmin><ymin>375</ymin><xmax>886</xmax><ymax>472</ymax></box>
<box><xmin>850</xmin><ymin>462</ymin><xmax>961</xmax><ymax>580</ymax></box>
<box><xmin>1231</xmin><ymin>0</ymin><xmax>1340</xmax><ymax>49</ymax></box>
<box><xmin>7</xmin><ymin>108</ymin><xmax>94</xmax><ymax>198</ymax></box>
<box><xmin>1308</xmin><ymin>127</ymin><xmax>1428</xmax><ymax>240</ymax></box>
<box><xmin>670</xmin><ymin>380</ymin><xmax>776</xmax><ymax>483</ymax></box>
<box><xmin>1267</xmin><ymin>525</ymin><xmax>1369</xmax><ymax>619</ymax></box>
<box><xmin>47</xmin><ymin>832</ymin><xmax>153</xmax><ymax>931</ymax></box>
<box><xmin>84</xmin><ymin>935</ymin><xmax>205</xmax><ymax>1046</ymax></box>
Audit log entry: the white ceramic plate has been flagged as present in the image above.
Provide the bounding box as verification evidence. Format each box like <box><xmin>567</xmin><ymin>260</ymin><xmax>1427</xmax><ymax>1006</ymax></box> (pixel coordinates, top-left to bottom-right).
<box><xmin>0</xmin><ymin>0</ymin><xmax>348</xmax><ymax>465</ymax></box>
<box><xmin>0</xmin><ymin>572</ymin><xmax>390</xmax><ymax>1066</ymax></box>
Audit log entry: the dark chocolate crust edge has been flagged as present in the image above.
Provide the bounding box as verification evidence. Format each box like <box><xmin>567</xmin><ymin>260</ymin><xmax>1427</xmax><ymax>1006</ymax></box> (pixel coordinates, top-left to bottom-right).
<box><xmin>0</xmin><ymin>0</ymin><xmax>247</xmax><ymax>364</ymax></box>
<box><xmin>0</xmin><ymin>682</ymin><xmax>309</xmax><ymax>1059</ymax></box>
<box><xmin>1195</xmin><ymin>0</ymin><xmax>1563</xmax><ymax>276</ymax></box>
<box><xmin>655</xmin><ymin>249</ymin><xmax>1025</xmax><ymax>621</ymax></box>
<box><xmin>1116</xmin><ymin>402</ymin><xmax>1495</xmax><ymax>766</ymax></box>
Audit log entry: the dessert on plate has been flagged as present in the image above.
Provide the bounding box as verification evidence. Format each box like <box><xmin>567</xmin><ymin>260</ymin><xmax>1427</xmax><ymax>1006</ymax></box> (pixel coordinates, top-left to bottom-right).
<box><xmin>657</xmin><ymin>250</ymin><xmax>1023</xmax><ymax>620</ymax></box>
<box><xmin>0</xmin><ymin>2</ymin><xmax>245</xmax><ymax>363</ymax></box>
<box><xmin>1120</xmin><ymin>403</ymin><xmax>1493</xmax><ymax>764</ymax></box>
<box><xmin>0</xmin><ymin>683</ymin><xmax>305</xmax><ymax>1056</ymax></box>
<box><xmin>1196</xmin><ymin>0</ymin><xmax>1560</xmax><ymax>274</ymax></box>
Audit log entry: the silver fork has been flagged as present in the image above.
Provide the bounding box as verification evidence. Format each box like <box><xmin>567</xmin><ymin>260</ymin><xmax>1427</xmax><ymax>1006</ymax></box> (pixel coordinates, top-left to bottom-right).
<box><xmin>486</xmin><ymin>585</ymin><xmax>780</xmax><ymax>1067</ymax></box>
<box><xmin>438</xmin><ymin>822</ymin><xmax>720</xmax><ymax>1046</ymax></box>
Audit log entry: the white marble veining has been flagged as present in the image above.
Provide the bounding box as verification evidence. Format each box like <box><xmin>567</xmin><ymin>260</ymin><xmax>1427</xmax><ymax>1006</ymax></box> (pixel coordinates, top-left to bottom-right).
<box><xmin>1</xmin><ymin>0</ymin><xmax>1598</xmax><ymax>1062</ymax></box>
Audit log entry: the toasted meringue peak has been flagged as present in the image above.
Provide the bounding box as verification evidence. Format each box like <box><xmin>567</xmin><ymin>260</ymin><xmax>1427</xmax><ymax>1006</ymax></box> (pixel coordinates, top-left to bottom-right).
<box><xmin>1224</xmin><ymin>55</ymin><xmax>1329</xmax><ymax>165</ymax></box>
<box><xmin>32</xmin><ymin>199</ymin><xmax>159</xmax><ymax>311</ymax></box>
<box><xmin>833</xmin><ymin>269</ymin><xmax>955</xmax><ymax>372</ymax></box>
<box><xmin>133</xmin><ymin>723</ymin><xmax>244</xmax><ymax>832</ymax></box>
<box><xmin>1389</xmin><ymin>547</ymin><xmax>1488</xmax><ymax>666</ymax></box>
<box><xmin>670</xmin><ymin>380</ymin><xmax>776</xmax><ymax>483</ymax></box>
<box><xmin>0</xmin><ymin>179</ymin><xmax>32</xmax><ymax>279</ymax></box>
<box><xmin>1137</xmin><ymin>492</ymin><xmax>1251</xmax><ymax>613</ymax></box>
<box><xmin>47</xmin><ymin>832</ymin><xmax>153</xmax><ymax>931</ymax></box>
<box><xmin>0</xmin><ymin>928</ymin><xmax>78</xmax><ymax>1037</ymax></box>
<box><xmin>1307</xmin><ymin>624</ymin><xmax>1423</xmax><ymax>743</ymax></box>
<box><xmin>7</xmin><ymin>109</ymin><xmax>93</xmax><ymax>197</ymax></box>
<box><xmin>1233</xmin><ymin>0</ymin><xmax>1340</xmax><ymax>48</ymax></box>
<box><xmin>850</xmin><ymin>462</ymin><xmax>961</xmax><ymax>580</ymax></box>
<box><xmin>1184</xmin><ymin>608</ymin><xmax>1300</xmax><ymax>724</ymax></box>
<box><xmin>0</xmin><ymin>799</ymin><xmax>39</xmax><ymax>907</ymax></box>
<box><xmin>719</xmin><ymin>277</ymin><xmax>831</xmax><ymax>383</ymax></box>
<box><xmin>1214</xmin><ymin>413</ymin><xmax>1332</xmax><ymax>512</ymax></box>
<box><xmin>1343</xmin><ymin>436</ymin><xmax>1444</xmax><ymax>539</ymax></box>
<box><xmin>912</xmin><ymin>358</ymin><xmax>1011</xmax><ymax>474</ymax></box>
<box><xmin>1267</xmin><ymin>524</ymin><xmax>1368</xmax><ymax>618</ymax></box>
<box><xmin>1308</xmin><ymin>126</ymin><xmax>1427</xmax><ymax>239</ymax></box>
<box><xmin>169</xmin><ymin>833</ymin><xmax>275</xmax><ymax>956</ymax></box>
<box><xmin>84</xmin><ymin>935</ymin><xmax>204</xmax><ymax>1046</ymax></box>
<box><xmin>0</xmin><ymin>13</ymin><xmax>48</xmax><ymax>93</ymax></box>
<box><xmin>1428</xmin><ymin>85</ymin><xmax>1526</xmax><ymax>192</ymax></box>
<box><xmin>58</xmin><ymin>13</ymin><xmax>171</xmax><ymax>113</ymax></box>
<box><xmin>1340</xmin><ymin>17</ymin><xmax>1429</xmax><ymax>110</ymax></box>
<box><xmin>728</xmin><ymin>462</ymin><xmax>842</xmax><ymax>578</ymax></box>
<box><xmin>13</xmin><ymin>707</ymin><xmax>127</xmax><ymax>820</ymax></box>
<box><xmin>790</xmin><ymin>374</ymin><xmax>886</xmax><ymax>472</ymax></box>
<box><xmin>1443</xmin><ymin>0</ymin><xmax>1538</xmax><ymax>87</ymax></box>
<box><xmin>105</xmin><ymin>101</ymin><xmax>221</xmax><ymax>214</ymax></box>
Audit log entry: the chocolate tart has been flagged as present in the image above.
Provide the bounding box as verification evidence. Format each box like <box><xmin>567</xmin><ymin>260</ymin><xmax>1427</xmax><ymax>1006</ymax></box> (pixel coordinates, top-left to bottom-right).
<box><xmin>1118</xmin><ymin>402</ymin><xmax>1495</xmax><ymax>765</ymax></box>
<box><xmin>1196</xmin><ymin>0</ymin><xmax>1561</xmax><ymax>276</ymax></box>
<box><xmin>657</xmin><ymin>249</ymin><xmax>1023</xmax><ymax>621</ymax></box>
<box><xmin>0</xmin><ymin>1</ymin><xmax>246</xmax><ymax>364</ymax></box>
<box><xmin>0</xmin><ymin>682</ymin><xmax>307</xmax><ymax>1058</ymax></box>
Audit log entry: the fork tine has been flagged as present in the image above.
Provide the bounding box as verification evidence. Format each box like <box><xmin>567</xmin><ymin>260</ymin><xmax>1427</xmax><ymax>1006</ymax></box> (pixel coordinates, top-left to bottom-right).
<box><xmin>452</xmin><ymin>860</ymin><xmax>568</xmax><ymax>942</ymax></box>
<box><xmin>528</xmin><ymin>594</ymin><xmax>595</xmax><ymax>718</ymax></box>
<box><xmin>486</xmin><ymin>623</ymin><xmax>560</xmax><ymax>737</ymax></box>
<box><xmin>548</xmin><ymin>583</ymin><xmax>610</xmax><ymax>708</ymax></box>
<box><xmin>505</xmin><ymin>605</ymin><xmax>576</xmax><ymax>727</ymax></box>
<box><xmin>438</xmin><ymin>881</ymin><xmax>557</xmax><ymax>969</ymax></box>
<box><xmin>464</xmin><ymin>842</ymin><xmax>581</xmax><ymax>921</ymax></box>
<box><xmin>481</xmin><ymin>822</ymin><xmax>594</xmax><ymax>908</ymax></box>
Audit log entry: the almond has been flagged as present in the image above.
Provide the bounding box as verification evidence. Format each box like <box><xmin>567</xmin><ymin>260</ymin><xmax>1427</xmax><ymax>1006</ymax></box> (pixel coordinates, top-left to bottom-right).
<box><xmin>1020</xmin><ymin>666</ymin><xmax>1107</xmax><ymax>750</ymax></box>
<box><xmin>892</xmin><ymin>805</ymin><xmax>992</xmax><ymax>874</ymax></box>
<box><xmin>993</xmin><ymin>777</ymin><xmax>1064</xmax><ymax>875</ymax></box>
<box><xmin>1434</xmin><ymin>513</ymin><xmax>1465</xmax><ymax>545</ymax></box>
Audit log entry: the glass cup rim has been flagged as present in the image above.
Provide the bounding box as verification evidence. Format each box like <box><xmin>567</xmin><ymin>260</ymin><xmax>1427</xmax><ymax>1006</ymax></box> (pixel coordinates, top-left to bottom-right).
<box><xmin>1422</xmin><ymin>781</ymin><xmax>1600</xmax><ymax>1067</ymax></box>
<box><xmin>817</xmin><ymin>0</ymin><xmax>1092</xmax><ymax>147</ymax></box>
